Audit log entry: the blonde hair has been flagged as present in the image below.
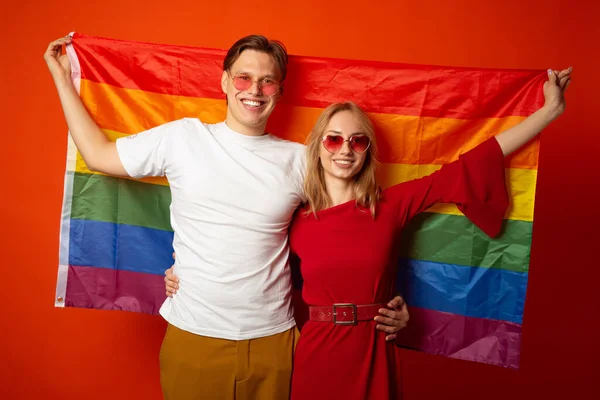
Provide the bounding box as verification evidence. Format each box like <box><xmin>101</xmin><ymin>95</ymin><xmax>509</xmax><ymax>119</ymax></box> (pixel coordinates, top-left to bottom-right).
<box><xmin>304</xmin><ymin>102</ymin><xmax>380</xmax><ymax>218</ymax></box>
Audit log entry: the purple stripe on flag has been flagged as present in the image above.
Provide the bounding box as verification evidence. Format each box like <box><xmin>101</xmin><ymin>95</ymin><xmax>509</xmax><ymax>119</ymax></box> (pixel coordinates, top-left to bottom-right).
<box><xmin>65</xmin><ymin>265</ymin><xmax>167</xmax><ymax>315</ymax></box>
<box><xmin>395</xmin><ymin>306</ymin><xmax>522</xmax><ymax>369</ymax></box>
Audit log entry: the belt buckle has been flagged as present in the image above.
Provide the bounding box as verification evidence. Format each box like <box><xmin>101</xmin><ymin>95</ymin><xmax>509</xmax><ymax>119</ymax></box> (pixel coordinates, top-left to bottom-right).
<box><xmin>332</xmin><ymin>303</ymin><xmax>357</xmax><ymax>325</ymax></box>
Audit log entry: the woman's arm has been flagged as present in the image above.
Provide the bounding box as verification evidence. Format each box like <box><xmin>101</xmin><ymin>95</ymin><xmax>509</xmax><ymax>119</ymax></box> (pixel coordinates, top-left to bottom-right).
<box><xmin>495</xmin><ymin>67</ymin><xmax>572</xmax><ymax>156</ymax></box>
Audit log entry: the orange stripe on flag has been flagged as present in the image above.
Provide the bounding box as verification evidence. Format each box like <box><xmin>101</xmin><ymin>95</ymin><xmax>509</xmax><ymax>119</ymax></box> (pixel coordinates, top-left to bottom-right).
<box><xmin>81</xmin><ymin>80</ymin><xmax>538</xmax><ymax>169</ymax></box>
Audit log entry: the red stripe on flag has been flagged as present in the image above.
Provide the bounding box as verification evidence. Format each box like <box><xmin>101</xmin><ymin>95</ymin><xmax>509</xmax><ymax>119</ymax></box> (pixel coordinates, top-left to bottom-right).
<box><xmin>72</xmin><ymin>33</ymin><xmax>546</xmax><ymax>119</ymax></box>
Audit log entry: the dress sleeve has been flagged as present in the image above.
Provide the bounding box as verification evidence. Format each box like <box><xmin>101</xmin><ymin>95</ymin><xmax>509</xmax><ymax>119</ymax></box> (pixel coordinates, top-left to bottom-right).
<box><xmin>386</xmin><ymin>137</ymin><xmax>509</xmax><ymax>237</ymax></box>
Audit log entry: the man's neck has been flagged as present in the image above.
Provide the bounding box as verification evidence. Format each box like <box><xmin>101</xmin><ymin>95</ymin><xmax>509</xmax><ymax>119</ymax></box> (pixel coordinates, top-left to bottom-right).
<box><xmin>225</xmin><ymin>115</ymin><xmax>267</xmax><ymax>137</ymax></box>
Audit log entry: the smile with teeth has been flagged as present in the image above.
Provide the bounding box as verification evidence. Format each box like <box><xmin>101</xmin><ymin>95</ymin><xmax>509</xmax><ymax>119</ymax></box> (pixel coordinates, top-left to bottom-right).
<box><xmin>241</xmin><ymin>99</ymin><xmax>264</xmax><ymax>108</ymax></box>
<box><xmin>333</xmin><ymin>160</ymin><xmax>354</xmax><ymax>165</ymax></box>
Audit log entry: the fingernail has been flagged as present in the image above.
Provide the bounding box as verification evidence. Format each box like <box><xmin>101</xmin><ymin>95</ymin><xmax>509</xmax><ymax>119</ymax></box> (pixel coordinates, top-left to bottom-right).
<box><xmin>379</xmin><ymin>308</ymin><xmax>385</xmax><ymax>313</ymax></box>
<box><xmin>547</xmin><ymin>69</ymin><xmax>553</xmax><ymax>76</ymax></box>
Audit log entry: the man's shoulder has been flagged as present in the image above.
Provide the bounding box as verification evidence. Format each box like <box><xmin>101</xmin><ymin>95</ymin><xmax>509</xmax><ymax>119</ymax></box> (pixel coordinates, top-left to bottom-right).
<box><xmin>174</xmin><ymin>117</ymin><xmax>208</xmax><ymax>131</ymax></box>
<box><xmin>156</xmin><ymin>118</ymin><xmax>213</xmax><ymax>140</ymax></box>
<box><xmin>144</xmin><ymin>117</ymin><xmax>205</xmax><ymax>134</ymax></box>
<box><xmin>267</xmin><ymin>135</ymin><xmax>306</xmax><ymax>153</ymax></box>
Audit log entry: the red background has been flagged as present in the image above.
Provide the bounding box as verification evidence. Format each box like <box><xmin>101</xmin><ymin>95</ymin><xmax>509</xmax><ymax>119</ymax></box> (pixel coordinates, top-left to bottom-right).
<box><xmin>2</xmin><ymin>1</ymin><xmax>598</xmax><ymax>398</ymax></box>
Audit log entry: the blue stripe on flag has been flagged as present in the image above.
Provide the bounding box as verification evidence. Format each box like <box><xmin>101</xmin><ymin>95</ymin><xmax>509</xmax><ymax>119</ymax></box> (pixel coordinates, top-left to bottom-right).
<box><xmin>69</xmin><ymin>219</ymin><xmax>174</xmax><ymax>275</ymax></box>
<box><xmin>397</xmin><ymin>258</ymin><xmax>527</xmax><ymax>324</ymax></box>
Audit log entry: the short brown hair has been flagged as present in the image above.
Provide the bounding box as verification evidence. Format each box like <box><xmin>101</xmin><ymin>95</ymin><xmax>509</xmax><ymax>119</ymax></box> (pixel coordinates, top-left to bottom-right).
<box><xmin>223</xmin><ymin>35</ymin><xmax>288</xmax><ymax>82</ymax></box>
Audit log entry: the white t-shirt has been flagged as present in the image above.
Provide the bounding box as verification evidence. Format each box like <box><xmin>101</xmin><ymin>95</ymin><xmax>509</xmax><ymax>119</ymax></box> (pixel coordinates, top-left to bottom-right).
<box><xmin>116</xmin><ymin>119</ymin><xmax>306</xmax><ymax>340</ymax></box>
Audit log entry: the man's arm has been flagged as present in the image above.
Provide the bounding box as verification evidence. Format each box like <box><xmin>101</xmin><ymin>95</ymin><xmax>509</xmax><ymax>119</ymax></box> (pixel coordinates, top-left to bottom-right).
<box><xmin>374</xmin><ymin>295</ymin><xmax>409</xmax><ymax>341</ymax></box>
<box><xmin>44</xmin><ymin>36</ymin><xmax>128</xmax><ymax>176</ymax></box>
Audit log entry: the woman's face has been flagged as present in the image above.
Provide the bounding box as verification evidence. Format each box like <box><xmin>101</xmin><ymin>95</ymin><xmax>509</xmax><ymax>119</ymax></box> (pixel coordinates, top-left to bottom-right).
<box><xmin>319</xmin><ymin>110</ymin><xmax>370</xmax><ymax>183</ymax></box>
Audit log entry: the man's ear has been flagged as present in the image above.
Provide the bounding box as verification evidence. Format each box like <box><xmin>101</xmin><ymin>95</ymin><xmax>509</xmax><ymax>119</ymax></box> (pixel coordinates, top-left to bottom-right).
<box><xmin>221</xmin><ymin>70</ymin><xmax>228</xmax><ymax>94</ymax></box>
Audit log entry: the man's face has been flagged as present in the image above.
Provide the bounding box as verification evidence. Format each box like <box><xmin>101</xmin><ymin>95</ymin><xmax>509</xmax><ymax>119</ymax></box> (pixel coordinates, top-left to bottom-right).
<box><xmin>221</xmin><ymin>49</ymin><xmax>282</xmax><ymax>135</ymax></box>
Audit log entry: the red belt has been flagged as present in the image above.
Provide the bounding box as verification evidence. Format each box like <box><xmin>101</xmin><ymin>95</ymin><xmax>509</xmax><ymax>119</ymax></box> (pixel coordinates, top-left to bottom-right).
<box><xmin>308</xmin><ymin>303</ymin><xmax>385</xmax><ymax>325</ymax></box>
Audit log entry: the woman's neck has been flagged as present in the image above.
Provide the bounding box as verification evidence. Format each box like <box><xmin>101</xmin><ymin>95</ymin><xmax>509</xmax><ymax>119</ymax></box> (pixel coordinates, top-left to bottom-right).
<box><xmin>325</xmin><ymin>176</ymin><xmax>355</xmax><ymax>207</ymax></box>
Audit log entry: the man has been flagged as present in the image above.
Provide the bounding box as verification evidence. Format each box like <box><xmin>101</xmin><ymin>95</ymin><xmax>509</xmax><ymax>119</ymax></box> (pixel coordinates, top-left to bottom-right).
<box><xmin>44</xmin><ymin>34</ymin><xmax>409</xmax><ymax>400</ymax></box>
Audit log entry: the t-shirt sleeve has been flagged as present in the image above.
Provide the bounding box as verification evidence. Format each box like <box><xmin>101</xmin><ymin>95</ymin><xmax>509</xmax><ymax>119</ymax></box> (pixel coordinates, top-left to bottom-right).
<box><xmin>299</xmin><ymin>152</ymin><xmax>308</xmax><ymax>202</ymax></box>
<box><xmin>387</xmin><ymin>137</ymin><xmax>509</xmax><ymax>237</ymax></box>
<box><xmin>115</xmin><ymin>121</ymin><xmax>177</xmax><ymax>178</ymax></box>
<box><xmin>293</xmin><ymin>145</ymin><xmax>308</xmax><ymax>202</ymax></box>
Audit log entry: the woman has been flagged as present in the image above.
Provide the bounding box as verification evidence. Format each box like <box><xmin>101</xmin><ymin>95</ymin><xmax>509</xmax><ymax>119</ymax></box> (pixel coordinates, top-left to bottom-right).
<box><xmin>167</xmin><ymin>67</ymin><xmax>571</xmax><ymax>399</ymax></box>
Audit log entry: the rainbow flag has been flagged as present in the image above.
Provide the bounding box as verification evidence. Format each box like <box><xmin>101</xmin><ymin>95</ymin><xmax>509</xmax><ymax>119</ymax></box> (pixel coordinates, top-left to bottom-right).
<box><xmin>56</xmin><ymin>33</ymin><xmax>545</xmax><ymax>369</ymax></box>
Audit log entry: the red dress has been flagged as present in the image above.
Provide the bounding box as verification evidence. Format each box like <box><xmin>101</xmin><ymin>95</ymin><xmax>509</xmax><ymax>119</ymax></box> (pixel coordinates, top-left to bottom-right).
<box><xmin>289</xmin><ymin>138</ymin><xmax>509</xmax><ymax>400</ymax></box>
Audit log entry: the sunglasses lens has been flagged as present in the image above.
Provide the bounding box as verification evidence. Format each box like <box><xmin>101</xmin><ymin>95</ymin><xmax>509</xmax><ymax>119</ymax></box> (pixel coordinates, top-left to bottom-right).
<box><xmin>261</xmin><ymin>83</ymin><xmax>278</xmax><ymax>95</ymax></box>
<box><xmin>323</xmin><ymin>135</ymin><xmax>343</xmax><ymax>153</ymax></box>
<box><xmin>350</xmin><ymin>136</ymin><xmax>370</xmax><ymax>153</ymax></box>
<box><xmin>232</xmin><ymin>76</ymin><xmax>252</xmax><ymax>91</ymax></box>
<box><xmin>232</xmin><ymin>75</ymin><xmax>279</xmax><ymax>95</ymax></box>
